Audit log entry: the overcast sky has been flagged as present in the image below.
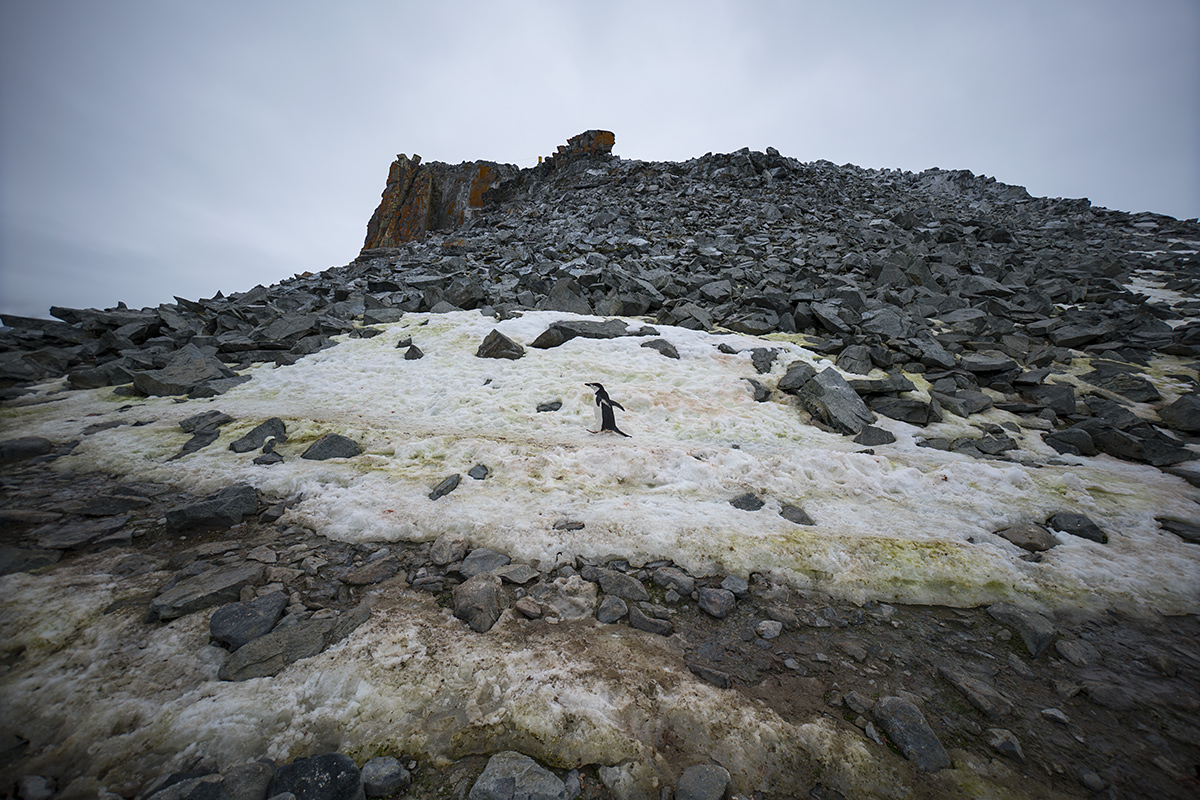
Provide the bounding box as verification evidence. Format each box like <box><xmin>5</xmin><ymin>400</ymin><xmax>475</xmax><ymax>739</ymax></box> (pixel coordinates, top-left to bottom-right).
<box><xmin>2</xmin><ymin>0</ymin><xmax>1197</xmax><ymax>319</ymax></box>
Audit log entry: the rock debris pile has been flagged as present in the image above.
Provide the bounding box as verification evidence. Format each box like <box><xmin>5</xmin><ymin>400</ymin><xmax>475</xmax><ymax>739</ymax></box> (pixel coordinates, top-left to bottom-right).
<box><xmin>2</xmin><ymin>131</ymin><xmax>1199</xmax><ymax>799</ymax></box>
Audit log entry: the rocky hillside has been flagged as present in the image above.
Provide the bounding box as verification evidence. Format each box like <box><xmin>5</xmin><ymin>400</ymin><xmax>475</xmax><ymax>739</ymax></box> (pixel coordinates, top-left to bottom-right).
<box><xmin>1</xmin><ymin>132</ymin><xmax>1198</xmax><ymax>800</ymax></box>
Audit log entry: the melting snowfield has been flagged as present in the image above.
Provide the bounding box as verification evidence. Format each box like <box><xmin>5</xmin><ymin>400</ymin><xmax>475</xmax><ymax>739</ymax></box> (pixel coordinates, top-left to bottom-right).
<box><xmin>3</xmin><ymin>311</ymin><xmax>1199</xmax><ymax>797</ymax></box>
<box><xmin>10</xmin><ymin>310</ymin><xmax>1200</xmax><ymax>614</ymax></box>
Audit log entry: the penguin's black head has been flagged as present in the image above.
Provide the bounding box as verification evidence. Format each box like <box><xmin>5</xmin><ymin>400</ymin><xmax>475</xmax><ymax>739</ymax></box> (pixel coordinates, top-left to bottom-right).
<box><xmin>584</xmin><ymin>382</ymin><xmax>604</xmax><ymax>394</ymax></box>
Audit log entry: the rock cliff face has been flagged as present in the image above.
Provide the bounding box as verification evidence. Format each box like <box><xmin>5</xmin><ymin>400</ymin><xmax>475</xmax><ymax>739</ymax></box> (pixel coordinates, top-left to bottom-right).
<box><xmin>361</xmin><ymin>130</ymin><xmax>615</xmax><ymax>249</ymax></box>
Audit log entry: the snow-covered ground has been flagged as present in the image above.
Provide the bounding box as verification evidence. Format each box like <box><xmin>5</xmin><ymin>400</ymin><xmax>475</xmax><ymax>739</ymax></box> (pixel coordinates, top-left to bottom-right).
<box><xmin>8</xmin><ymin>310</ymin><xmax>1199</xmax><ymax>615</ymax></box>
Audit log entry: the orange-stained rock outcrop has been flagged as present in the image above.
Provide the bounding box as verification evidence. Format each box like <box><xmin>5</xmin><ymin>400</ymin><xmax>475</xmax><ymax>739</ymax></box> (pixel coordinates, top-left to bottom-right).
<box><xmin>361</xmin><ymin>131</ymin><xmax>615</xmax><ymax>251</ymax></box>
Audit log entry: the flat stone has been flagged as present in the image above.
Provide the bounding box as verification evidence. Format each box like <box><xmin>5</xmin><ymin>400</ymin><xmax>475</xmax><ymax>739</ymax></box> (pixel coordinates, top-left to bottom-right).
<box><xmin>219</xmin><ymin>604</ymin><xmax>369</xmax><ymax>680</ymax></box>
<box><xmin>641</xmin><ymin>338</ymin><xmax>679</xmax><ymax>359</ymax></box>
<box><xmin>653</xmin><ymin>566</ymin><xmax>696</xmax><ymax>596</ymax></box>
<box><xmin>301</xmin><ymin>433</ymin><xmax>362</xmax><ymax>460</ymax></box>
<box><xmin>149</xmin><ymin>562</ymin><xmax>265</xmax><ymax>622</ymax></box>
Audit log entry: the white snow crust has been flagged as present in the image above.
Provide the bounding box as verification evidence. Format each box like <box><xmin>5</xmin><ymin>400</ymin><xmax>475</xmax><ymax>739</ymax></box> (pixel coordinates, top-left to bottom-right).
<box><xmin>7</xmin><ymin>310</ymin><xmax>1199</xmax><ymax>614</ymax></box>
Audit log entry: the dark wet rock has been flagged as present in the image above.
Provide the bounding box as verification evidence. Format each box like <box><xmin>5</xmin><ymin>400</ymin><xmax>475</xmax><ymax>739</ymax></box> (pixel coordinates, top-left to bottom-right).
<box><xmin>938</xmin><ymin>663</ymin><xmax>1013</xmax><ymax>718</ymax></box>
<box><xmin>675</xmin><ymin>764</ymin><xmax>731</xmax><ymax>800</ymax></box>
<box><xmin>641</xmin><ymin>338</ymin><xmax>679</xmax><ymax>359</ymax></box>
<box><xmin>853</xmin><ymin>425</ymin><xmax>896</xmax><ymax>446</ymax></box>
<box><xmin>1046</xmin><ymin>512</ymin><xmax>1107</xmax><ymax>544</ymax></box>
<box><xmin>0</xmin><ymin>546</ymin><xmax>62</xmax><ymax>575</ymax></box>
<box><xmin>0</xmin><ymin>437</ymin><xmax>53</xmax><ymax>464</ymax></box>
<box><xmin>459</xmin><ymin>547</ymin><xmax>511</xmax><ymax>578</ymax></box>
<box><xmin>165</xmin><ymin>484</ymin><xmax>259</xmax><ymax>533</ymax></box>
<box><xmin>453</xmin><ymin>572</ymin><xmax>505</xmax><ymax>633</ymax></box>
<box><xmin>209</xmin><ymin>591</ymin><xmax>289</xmax><ymax>650</ymax></box>
<box><xmin>343</xmin><ymin>557</ymin><xmax>400</xmax><ymax>586</ymax></box>
<box><xmin>219</xmin><ymin>604</ymin><xmax>370</xmax><ymax>681</ymax></box>
<box><xmin>629</xmin><ymin>604</ymin><xmax>673</xmax><ymax>636</ymax></box>
<box><xmin>687</xmin><ymin>660</ymin><xmax>731</xmax><ymax>689</ymax></box>
<box><xmin>467</xmin><ymin>751</ymin><xmax>565</xmax><ymax>800</ymax></box>
<box><xmin>795</xmin><ymin>367</ymin><xmax>876</xmax><ymax>435</ymax></box>
<box><xmin>1043</xmin><ymin>427</ymin><xmax>1098</xmax><ymax>457</ymax></box>
<box><xmin>180</xmin><ymin>410</ymin><xmax>235</xmax><ymax>433</ymax></box>
<box><xmin>697</xmin><ymin>587</ymin><xmax>736</xmax><ymax>618</ymax></box>
<box><xmin>931</xmin><ymin>390</ymin><xmax>994</xmax><ymax>418</ymax></box>
<box><xmin>985</xmin><ymin>728</ymin><xmax>1024</xmax><ymax>762</ymax></box>
<box><xmin>360</xmin><ymin>756</ymin><xmax>410</xmax><ymax>798</ymax></box>
<box><xmin>776</xmin><ymin>361</ymin><xmax>817</xmax><ymax>394</ymax></box>
<box><xmin>868</xmin><ymin>395</ymin><xmax>941</xmax><ymax>426</ymax></box>
<box><xmin>779</xmin><ymin>504</ymin><xmax>816</xmax><ymax>526</ymax></box>
<box><xmin>994</xmin><ymin>523</ymin><xmax>1058</xmax><ymax>552</ymax></box>
<box><xmin>229</xmin><ymin>418</ymin><xmax>288</xmax><ymax>453</ymax></box>
<box><xmin>729</xmin><ymin>493</ymin><xmax>764</xmax><ymax>511</ymax></box>
<box><xmin>872</xmin><ymin>696</ymin><xmax>950</xmax><ymax>772</ymax></box>
<box><xmin>402</xmin><ymin>344</ymin><xmax>424</xmax><ymax>360</ymax></box>
<box><xmin>1158</xmin><ymin>393</ymin><xmax>1200</xmax><ymax>433</ymax></box>
<box><xmin>720</xmin><ymin>574</ymin><xmax>749</xmax><ymax>598</ymax></box>
<box><xmin>653</xmin><ymin>567</ymin><xmax>695</xmax><ymax>596</ymax></box>
<box><xmin>987</xmin><ymin>602</ymin><xmax>1057</xmax><ymax>657</ymax></box>
<box><xmin>536</xmin><ymin>400</ymin><xmax>562</xmax><ymax>412</ymax></box>
<box><xmin>585</xmin><ymin>566</ymin><xmax>649</xmax><ymax>602</ymax></box>
<box><xmin>429</xmin><ymin>473</ymin><xmax>462</xmax><ymax>500</ymax></box>
<box><xmin>1081</xmin><ymin>367</ymin><xmax>1161</xmax><ymax>403</ymax></box>
<box><xmin>1158</xmin><ymin>517</ymin><xmax>1200</xmax><ymax>544</ymax></box>
<box><xmin>495</xmin><ymin>563</ymin><xmax>538</xmax><ymax>585</ymax></box>
<box><xmin>848</xmin><ymin>374</ymin><xmax>916</xmax><ymax>395</ymax></box>
<box><xmin>132</xmin><ymin>343</ymin><xmax>244</xmax><ymax>397</ymax></box>
<box><xmin>34</xmin><ymin>514</ymin><xmax>132</xmax><ymax>550</ymax></box>
<box><xmin>267</xmin><ymin>752</ymin><xmax>364</xmax><ymax>800</ymax></box>
<box><xmin>743</xmin><ymin>378</ymin><xmax>771</xmax><ymax>402</ymax></box>
<box><xmin>475</xmin><ymin>329</ymin><xmax>525</xmax><ymax>359</ymax></box>
<box><xmin>468</xmin><ymin>464</ymin><xmax>491</xmax><ymax>480</ymax></box>
<box><xmin>149</xmin><ymin>563</ymin><xmax>266</xmax><ymax>623</ymax></box>
<box><xmin>301</xmin><ymin>434</ymin><xmax>363</xmax><ymax>460</ymax></box>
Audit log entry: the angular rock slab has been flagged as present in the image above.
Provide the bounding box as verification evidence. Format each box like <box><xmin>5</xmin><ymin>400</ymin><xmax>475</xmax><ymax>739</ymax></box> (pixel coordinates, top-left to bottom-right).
<box><xmin>219</xmin><ymin>603</ymin><xmax>370</xmax><ymax>681</ymax></box>
<box><xmin>209</xmin><ymin>591</ymin><xmax>289</xmax><ymax>650</ymax></box>
<box><xmin>476</xmin><ymin>329</ymin><xmax>525</xmax><ymax>359</ymax></box>
<box><xmin>148</xmin><ymin>563</ymin><xmax>265</xmax><ymax>623</ymax></box>
<box><xmin>987</xmin><ymin>602</ymin><xmax>1057</xmax><ymax>657</ymax></box>
<box><xmin>301</xmin><ymin>433</ymin><xmax>363</xmax><ymax>460</ymax></box>
<box><xmin>468</xmin><ymin>751</ymin><xmax>566</xmax><ymax>800</ymax></box>
<box><xmin>797</xmin><ymin>368</ymin><xmax>876</xmax><ymax>435</ymax></box>
<box><xmin>165</xmin><ymin>484</ymin><xmax>259</xmax><ymax>532</ymax></box>
<box><xmin>872</xmin><ymin>695</ymin><xmax>950</xmax><ymax>772</ymax></box>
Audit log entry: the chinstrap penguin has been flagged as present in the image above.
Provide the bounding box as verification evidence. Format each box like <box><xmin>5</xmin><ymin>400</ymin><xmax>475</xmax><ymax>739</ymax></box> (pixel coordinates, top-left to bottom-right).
<box><xmin>585</xmin><ymin>382</ymin><xmax>630</xmax><ymax>437</ymax></box>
